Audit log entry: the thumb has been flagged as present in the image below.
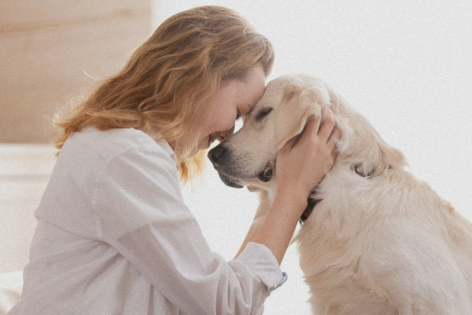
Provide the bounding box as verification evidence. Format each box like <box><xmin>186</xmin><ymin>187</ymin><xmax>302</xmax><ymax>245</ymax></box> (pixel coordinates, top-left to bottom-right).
<box><xmin>280</xmin><ymin>134</ymin><xmax>300</xmax><ymax>154</ymax></box>
<box><xmin>299</xmin><ymin>115</ymin><xmax>322</xmax><ymax>142</ymax></box>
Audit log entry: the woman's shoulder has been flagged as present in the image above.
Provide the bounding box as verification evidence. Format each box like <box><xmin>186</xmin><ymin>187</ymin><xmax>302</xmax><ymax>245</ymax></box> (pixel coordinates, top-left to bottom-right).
<box><xmin>63</xmin><ymin>127</ymin><xmax>175</xmax><ymax>166</ymax></box>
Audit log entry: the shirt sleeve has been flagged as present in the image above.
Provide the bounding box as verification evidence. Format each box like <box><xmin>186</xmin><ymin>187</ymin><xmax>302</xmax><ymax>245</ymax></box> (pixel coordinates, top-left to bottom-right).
<box><xmin>92</xmin><ymin>146</ymin><xmax>286</xmax><ymax>315</ymax></box>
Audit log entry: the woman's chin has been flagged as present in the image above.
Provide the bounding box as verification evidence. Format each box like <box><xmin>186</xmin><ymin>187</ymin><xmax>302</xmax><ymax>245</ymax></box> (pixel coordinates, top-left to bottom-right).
<box><xmin>174</xmin><ymin>136</ymin><xmax>212</xmax><ymax>159</ymax></box>
<box><xmin>199</xmin><ymin>136</ymin><xmax>212</xmax><ymax>151</ymax></box>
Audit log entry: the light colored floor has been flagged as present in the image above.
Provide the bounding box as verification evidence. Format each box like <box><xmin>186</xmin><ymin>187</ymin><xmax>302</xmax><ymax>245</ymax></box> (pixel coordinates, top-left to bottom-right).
<box><xmin>0</xmin><ymin>144</ymin><xmax>57</xmax><ymax>273</ymax></box>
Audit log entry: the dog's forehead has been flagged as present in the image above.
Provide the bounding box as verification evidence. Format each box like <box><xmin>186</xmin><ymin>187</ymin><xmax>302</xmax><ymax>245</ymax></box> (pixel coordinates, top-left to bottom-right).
<box><xmin>265</xmin><ymin>77</ymin><xmax>288</xmax><ymax>97</ymax></box>
<box><xmin>254</xmin><ymin>77</ymin><xmax>289</xmax><ymax>109</ymax></box>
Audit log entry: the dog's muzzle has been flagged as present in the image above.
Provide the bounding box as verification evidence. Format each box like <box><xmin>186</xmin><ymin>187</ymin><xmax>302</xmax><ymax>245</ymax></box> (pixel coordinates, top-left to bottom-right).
<box><xmin>208</xmin><ymin>145</ymin><xmax>225</xmax><ymax>165</ymax></box>
<box><xmin>208</xmin><ymin>144</ymin><xmax>274</xmax><ymax>187</ymax></box>
<box><xmin>208</xmin><ymin>144</ymin><xmax>244</xmax><ymax>188</ymax></box>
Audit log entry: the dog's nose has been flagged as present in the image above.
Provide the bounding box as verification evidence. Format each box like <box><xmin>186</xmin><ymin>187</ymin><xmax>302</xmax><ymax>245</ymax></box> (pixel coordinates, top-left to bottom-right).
<box><xmin>208</xmin><ymin>145</ymin><xmax>226</xmax><ymax>165</ymax></box>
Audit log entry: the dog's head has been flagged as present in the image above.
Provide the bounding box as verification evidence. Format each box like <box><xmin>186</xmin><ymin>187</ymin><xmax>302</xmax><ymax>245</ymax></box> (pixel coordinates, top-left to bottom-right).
<box><xmin>208</xmin><ymin>74</ymin><xmax>333</xmax><ymax>190</ymax></box>
<box><xmin>208</xmin><ymin>74</ymin><xmax>408</xmax><ymax>192</ymax></box>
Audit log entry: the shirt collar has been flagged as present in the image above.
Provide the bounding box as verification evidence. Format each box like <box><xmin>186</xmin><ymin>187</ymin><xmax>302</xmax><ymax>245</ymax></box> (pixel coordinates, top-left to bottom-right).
<box><xmin>157</xmin><ymin>137</ymin><xmax>177</xmax><ymax>163</ymax></box>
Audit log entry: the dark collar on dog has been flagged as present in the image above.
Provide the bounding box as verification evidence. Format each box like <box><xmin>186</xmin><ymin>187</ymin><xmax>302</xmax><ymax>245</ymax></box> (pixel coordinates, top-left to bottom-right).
<box><xmin>300</xmin><ymin>198</ymin><xmax>322</xmax><ymax>223</ymax></box>
<box><xmin>354</xmin><ymin>163</ymin><xmax>373</xmax><ymax>179</ymax></box>
<box><xmin>300</xmin><ymin>164</ymin><xmax>375</xmax><ymax>223</ymax></box>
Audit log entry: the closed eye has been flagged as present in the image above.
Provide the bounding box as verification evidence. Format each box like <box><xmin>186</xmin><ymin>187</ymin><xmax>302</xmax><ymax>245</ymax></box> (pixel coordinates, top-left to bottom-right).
<box><xmin>236</xmin><ymin>109</ymin><xmax>241</xmax><ymax>120</ymax></box>
<box><xmin>255</xmin><ymin>108</ymin><xmax>273</xmax><ymax>122</ymax></box>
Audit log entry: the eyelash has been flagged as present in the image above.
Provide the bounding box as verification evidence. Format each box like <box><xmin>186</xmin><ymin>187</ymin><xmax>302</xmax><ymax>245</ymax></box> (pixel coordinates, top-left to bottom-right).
<box><xmin>256</xmin><ymin>108</ymin><xmax>273</xmax><ymax>121</ymax></box>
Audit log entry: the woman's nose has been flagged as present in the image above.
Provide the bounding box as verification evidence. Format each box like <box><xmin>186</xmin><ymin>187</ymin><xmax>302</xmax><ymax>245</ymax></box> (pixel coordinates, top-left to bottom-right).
<box><xmin>216</xmin><ymin>124</ymin><xmax>235</xmax><ymax>142</ymax></box>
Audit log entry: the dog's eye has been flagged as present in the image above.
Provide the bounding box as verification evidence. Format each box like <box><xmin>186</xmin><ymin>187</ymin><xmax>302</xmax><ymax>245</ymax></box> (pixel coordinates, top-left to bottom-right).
<box><xmin>255</xmin><ymin>108</ymin><xmax>273</xmax><ymax>122</ymax></box>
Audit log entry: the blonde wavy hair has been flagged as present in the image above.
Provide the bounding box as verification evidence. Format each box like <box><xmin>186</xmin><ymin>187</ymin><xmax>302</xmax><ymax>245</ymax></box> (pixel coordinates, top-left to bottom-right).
<box><xmin>53</xmin><ymin>6</ymin><xmax>274</xmax><ymax>184</ymax></box>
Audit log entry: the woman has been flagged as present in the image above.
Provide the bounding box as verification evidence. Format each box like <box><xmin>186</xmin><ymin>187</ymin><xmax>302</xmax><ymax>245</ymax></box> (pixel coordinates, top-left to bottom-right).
<box><xmin>9</xmin><ymin>6</ymin><xmax>340</xmax><ymax>315</ymax></box>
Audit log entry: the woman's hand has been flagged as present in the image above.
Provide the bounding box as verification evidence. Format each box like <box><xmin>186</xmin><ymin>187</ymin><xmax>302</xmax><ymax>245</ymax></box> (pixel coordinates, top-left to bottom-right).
<box><xmin>250</xmin><ymin>108</ymin><xmax>341</xmax><ymax>265</ymax></box>
<box><xmin>275</xmin><ymin>108</ymin><xmax>341</xmax><ymax>208</ymax></box>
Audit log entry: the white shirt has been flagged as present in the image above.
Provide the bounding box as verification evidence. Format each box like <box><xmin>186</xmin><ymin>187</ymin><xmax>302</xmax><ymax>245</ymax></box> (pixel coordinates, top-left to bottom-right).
<box><xmin>8</xmin><ymin>127</ymin><xmax>286</xmax><ymax>315</ymax></box>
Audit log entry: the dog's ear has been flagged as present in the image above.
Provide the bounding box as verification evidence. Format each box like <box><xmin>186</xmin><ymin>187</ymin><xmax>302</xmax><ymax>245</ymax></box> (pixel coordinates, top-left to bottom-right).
<box><xmin>373</xmin><ymin>132</ymin><xmax>408</xmax><ymax>174</ymax></box>
<box><xmin>345</xmin><ymin>111</ymin><xmax>408</xmax><ymax>176</ymax></box>
<box><xmin>275</xmin><ymin>81</ymin><xmax>331</xmax><ymax>151</ymax></box>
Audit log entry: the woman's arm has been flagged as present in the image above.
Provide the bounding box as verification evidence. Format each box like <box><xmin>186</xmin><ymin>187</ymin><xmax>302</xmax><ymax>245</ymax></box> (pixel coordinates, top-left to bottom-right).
<box><xmin>234</xmin><ymin>190</ymin><xmax>271</xmax><ymax>259</ymax></box>
<box><xmin>94</xmin><ymin>145</ymin><xmax>280</xmax><ymax>315</ymax></box>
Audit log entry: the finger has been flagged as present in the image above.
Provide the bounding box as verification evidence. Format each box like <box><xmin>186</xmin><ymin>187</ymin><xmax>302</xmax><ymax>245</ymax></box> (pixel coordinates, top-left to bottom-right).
<box><xmin>300</xmin><ymin>114</ymin><xmax>322</xmax><ymax>142</ymax></box>
<box><xmin>318</xmin><ymin>108</ymin><xmax>336</xmax><ymax>141</ymax></box>
<box><xmin>330</xmin><ymin>127</ymin><xmax>342</xmax><ymax>141</ymax></box>
<box><xmin>280</xmin><ymin>134</ymin><xmax>300</xmax><ymax>153</ymax></box>
<box><xmin>327</xmin><ymin>127</ymin><xmax>342</xmax><ymax>149</ymax></box>
<box><xmin>330</xmin><ymin>146</ymin><xmax>338</xmax><ymax>166</ymax></box>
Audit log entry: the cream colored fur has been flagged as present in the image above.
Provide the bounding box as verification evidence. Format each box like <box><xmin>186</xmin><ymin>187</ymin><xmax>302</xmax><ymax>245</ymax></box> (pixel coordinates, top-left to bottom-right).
<box><xmin>213</xmin><ymin>74</ymin><xmax>472</xmax><ymax>314</ymax></box>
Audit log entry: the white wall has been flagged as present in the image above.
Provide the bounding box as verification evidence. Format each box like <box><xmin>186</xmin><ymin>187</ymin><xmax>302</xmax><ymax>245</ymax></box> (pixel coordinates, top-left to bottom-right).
<box><xmin>156</xmin><ymin>1</ymin><xmax>472</xmax><ymax>314</ymax></box>
<box><xmin>0</xmin><ymin>145</ymin><xmax>56</xmax><ymax>273</ymax></box>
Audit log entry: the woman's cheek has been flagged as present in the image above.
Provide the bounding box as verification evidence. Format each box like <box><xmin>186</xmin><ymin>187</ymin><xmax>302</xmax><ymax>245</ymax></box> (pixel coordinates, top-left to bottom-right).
<box><xmin>211</xmin><ymin>120</ymin><xmax>231</xmax><ymax>134</ymax></box>
<box><xmin>208</xmin><ymin>108</ymin><xmax>236</xmax><ymax>134</ymax></box>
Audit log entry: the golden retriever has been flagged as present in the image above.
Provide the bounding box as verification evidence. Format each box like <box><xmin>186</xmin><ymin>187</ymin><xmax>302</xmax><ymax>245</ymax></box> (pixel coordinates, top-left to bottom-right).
<box><xmin>208</xmin><ymin>74</ymin><xmax>472</xmax><ymax>314</ymax></box>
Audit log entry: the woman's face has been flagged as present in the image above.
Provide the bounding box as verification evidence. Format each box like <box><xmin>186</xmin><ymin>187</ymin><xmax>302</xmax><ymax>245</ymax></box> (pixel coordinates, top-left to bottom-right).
<box><xmin>171</xmin><ymin>65</ymin><xmax>266</xmax><ymax>158</ymax></box>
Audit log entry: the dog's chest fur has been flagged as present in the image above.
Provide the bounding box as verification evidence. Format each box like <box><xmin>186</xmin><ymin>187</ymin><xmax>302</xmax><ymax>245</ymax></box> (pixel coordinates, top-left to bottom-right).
<box><xmin>232</xmin><ymin>75</ymin><xmax>472</xmax><ymax>314</ymax></box>
<box><xmin>287</xmin><ymin>166</ymin><xmax>472</xmax><ymax>314</ymax></box>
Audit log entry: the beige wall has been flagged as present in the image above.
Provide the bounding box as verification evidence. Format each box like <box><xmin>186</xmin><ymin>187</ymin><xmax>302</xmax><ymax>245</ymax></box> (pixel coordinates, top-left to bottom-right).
<box><xmin>0</xmin><ymin>0</ymin><xmax>153</xmax><ymax>273</ymax></box>
<box><xmin>0</xmin><ymin>0</ymin><xmax>153</xmax><ymax>143</ymax></box>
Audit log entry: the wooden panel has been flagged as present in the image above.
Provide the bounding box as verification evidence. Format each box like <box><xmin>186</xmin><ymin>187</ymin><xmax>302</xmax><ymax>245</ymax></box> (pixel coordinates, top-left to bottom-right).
<box><xmin>0</xmin><ymin>0</ymin><xmax>153</xmax><ymax>143</ymax></box>
<box><xmin>0</xmin><ymin>0</ymin><xmax>150</xmax><ymax>32</ymax></box>
<box><xmin>0</xmin><ymin>98</ymin><xmax>61</xmax><ymax>143</ymax></box>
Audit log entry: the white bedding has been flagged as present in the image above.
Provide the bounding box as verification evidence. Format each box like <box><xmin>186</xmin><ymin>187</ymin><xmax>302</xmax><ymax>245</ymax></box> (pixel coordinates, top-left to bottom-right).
<box><xmin>0</xmin><ymin>271</ymin><xmax>22</xmax><ymax>315</ymax></box>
